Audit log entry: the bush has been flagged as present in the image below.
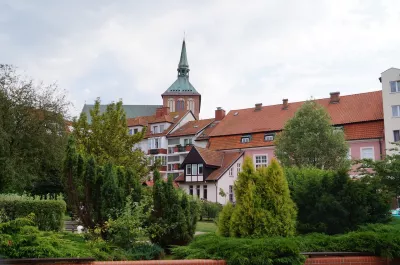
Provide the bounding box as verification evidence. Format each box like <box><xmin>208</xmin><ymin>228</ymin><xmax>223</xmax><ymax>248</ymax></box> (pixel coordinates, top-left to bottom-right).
<box><xmin>148</xmin><ymin>176</ymin><xmax>199</xmax><ymax>249</ymax></box>
<box><xmin>173</xmin><ymin>223</ymin><xmax>400</xmax><ymax>264</ymax></box>
<box><xmin>0</xmin><ymin>214</ymin><xmax>162</xmax><ymax>260</ymax></box>
<box><xmin>0</xmin><ymin>194</ymin><xmax>66</xmax><ymax>231</ymax></box>
<box><xmin>200</xmin><ymin>200</ymin><xmax>223</xmax><ymax>220</ymax></box>
<box><xmin>285</xmin><ymin>168</ymin><xmax>392</xmax><ymax>234</ymax></box>
<box><xmin>217</xmin><ymin>203</ymin><xmax>234</xmax><ymax>237</ymax></box>
<box><xmin>223</xmin><ymin>158</ymin><xmax>297</xmax><ymax>237</ymax></box>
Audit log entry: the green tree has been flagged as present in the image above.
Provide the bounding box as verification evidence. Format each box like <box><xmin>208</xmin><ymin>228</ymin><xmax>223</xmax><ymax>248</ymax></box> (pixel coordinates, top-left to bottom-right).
<box><xmin>224</xmin><ymin>157</ymin><xmax>297</xmax><ymax>237</ymax></box>
<box><xmin>0</xmin><ymin>64</ymin><xmax>69</xmax><ymax>193</ymax></box>
<box><xmin>275</xmin><ymin>100</ymin><xmax>349</xmax><ymax>170</ymax></box>
<box><xmin>72</xmin><ymin>98</ymin><xmax>148</xmax><ymax>178</ymax></box>
<box><xmin>148</xmin><ymin>176</ymin><xmax>199</xmax><ymax>249</ymax></box>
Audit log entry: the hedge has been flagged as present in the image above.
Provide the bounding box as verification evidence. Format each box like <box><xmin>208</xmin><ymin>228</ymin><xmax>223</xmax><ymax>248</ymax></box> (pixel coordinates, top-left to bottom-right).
<box><xmin>0</xmin><ymin>194</ymin><xmax>66</xmax><ymax>231</ymax></box>
<box><xmin>173</xmin><ymin>221</ymin><xmax>400</xmax><ymax>265</ymax></box>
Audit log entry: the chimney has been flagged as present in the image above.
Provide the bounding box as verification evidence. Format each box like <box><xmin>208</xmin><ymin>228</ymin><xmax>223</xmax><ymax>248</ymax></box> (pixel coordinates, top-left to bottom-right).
<box><xmin>215</xmin><ymin>107</ymin><xmax>226</xmax><ymax>121</ymax></box>
<box><xmin>282</xmin><ymin>99</ymin><xmax>288</xmax><ymax>110</ymax></box>
<box><xmin>155</xmin><ymin>106</ymin><xmax>170</xmax><ymax>118</ymax></box>
<box><xmin>255</xmin><ymin>103</ymin><xmax>262</xmax><ymax>111</ymax></box>
<box><xmin>330</xmin><ymin>92</ymin><xmax>340</xmax><ymax>104</ymax></box>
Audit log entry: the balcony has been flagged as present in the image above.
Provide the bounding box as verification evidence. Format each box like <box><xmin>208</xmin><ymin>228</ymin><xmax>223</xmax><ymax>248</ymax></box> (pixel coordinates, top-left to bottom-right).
<box><xmin>148</xmin><ymin>148</ymin><xmax>167</xmax><ymax>155</ymax></box>
<box><xmin>168</xmin><ymin>163</ymin><xmax>182</xmax><ymax>171</ymax></box>
<box><xmin>168</xmin><ymin>145</ymin><xmax>193</xmax><ymax>154</ymax></box>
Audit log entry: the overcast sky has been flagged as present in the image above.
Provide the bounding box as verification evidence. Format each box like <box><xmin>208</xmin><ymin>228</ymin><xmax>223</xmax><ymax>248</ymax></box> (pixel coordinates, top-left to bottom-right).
<box><xmin>1</xmin><ymin>0</ymin><xmax>400</xmax><ymax>119</ymax></box>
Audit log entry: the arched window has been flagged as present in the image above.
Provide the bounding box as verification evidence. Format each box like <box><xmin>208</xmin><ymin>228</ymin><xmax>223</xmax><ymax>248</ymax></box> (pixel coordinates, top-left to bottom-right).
<box><xmin>187</xmin><ymin>98</ymin><xmax>195</xmax><ymax>112</ymax></box>
<box><xmin>168</xmin><ymin>98</ymin><xmax>175</xmax><ymax>112</ymax></box>
<box><xmin>177</xmin><ymin>98</ymin><xmax>185</xmax><ymax>111</ymax></box>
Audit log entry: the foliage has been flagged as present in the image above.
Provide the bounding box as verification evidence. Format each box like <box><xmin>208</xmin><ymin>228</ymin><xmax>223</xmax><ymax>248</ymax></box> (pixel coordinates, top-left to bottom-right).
<box><xmin>217</xmin><ymin>203</ymin><xmax>234</xmax><ymax>237</ymax></box>
<box><xmin>63</xmin><ymin>137</ymin><xmax>143</xmax><ymax>230</ymax></box>
<box><xmin>357</xmin><ymin>142</ymin><xmax>400</xmax><ymax>200</ymax></box>
<box><xmin>174</xmin><ymin>222</ymin><xmax>400</xmax><ymax>264</ymax></box>
<box><xmin>106</xmin><ymin>195</ymin><xmax>151</xmax><ymax>249</ymax></box>
<box><xmin>0</xmin><ymin>214</ymin><xmax>163</xmax><ymax>260</ymax></box>
<box><xmin>71</xmin><ymin>98</ymin><xmax>148</xmax><ymax>178</ymax></box>
<box><xmin>0</xmin><ymin>194</ymin><xmax>66</xmax><ymax>231</ymax></box>
<box><xmin>0</xmin><ymin>64</ymin><xmax>69</xmax><ymax>194</ymax></box>
<box><xmin>224</xmin><ymin>157</ymin><xmax>297</xmax><ymax>237</ymax></box>
<box><xmin>199</xmin><ymin>200</ymin><xmax>223</xmax><ymax>220</ymax></box>
<box><xmin>286</xmin><ymin>167</ymin><xmax>392</xmax><ymax>234</ymax></box>
<box><xmin>275</xmin><ymin>100</ymin><xmax>349</xmax><ymax>170</ymax></box>
<box><xmin>148</xmin><ymin>176</ymin><xmax>199</xmax><ymax>249</ymax></box>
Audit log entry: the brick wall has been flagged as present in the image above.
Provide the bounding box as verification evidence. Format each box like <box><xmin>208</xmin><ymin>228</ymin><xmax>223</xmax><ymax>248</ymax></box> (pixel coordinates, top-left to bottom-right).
<box><xmin>304</xmin><ymin>256</ymin><xmax>394</xmax><ymax>265</ymax></box>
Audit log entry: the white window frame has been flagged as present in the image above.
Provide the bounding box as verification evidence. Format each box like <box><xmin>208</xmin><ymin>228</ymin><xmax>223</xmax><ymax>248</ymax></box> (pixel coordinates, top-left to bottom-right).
<box><xmin>237</xmin><ymin>163</ymin><xmax>241</xmax><ymax>176</ymax></box>
<box><xmin>196</xmin><ymin>185</ymin><xmax>201</xmax><ymax>198</ymax></box>
<box><xmin>186</xmin><ymin>164</ymin><xmax>191</xmax><ymax>175</ymax></box>
<box><xmin>229</xmin><ymin>167</ymin><xmax>234</xmax><ymax>177</ymax></box>
<box><xmin>184</xmin><ymin>138</ymin><xmax>192</xmax><ymax>145</ymax></box>
<box><xmin>394</xmin><ymin>130</ymin><xmax>400</xmax><ymax>142</ymax></box>
<box><xmin>203</xmin><ymin>185</ymin><xmax>207</xmax><ymax>200</ymax></box>
<box><xmin>360</xmin><ymin>147</ymin><xmax>375</xmax><ymax>160</ymax></box>
<box><xmin>392</xmin><ymin>105</ymin><xmax>400</xmax><ymax>117</ymax></box>
<box><xmin>154</xmin><ymin>138</ymin><xmax>160</xmax><ymax>149</ymax></box>
<box><xmin>187</xmin><ymin>98</ymin><xmax>195</xmax><ymax>111</ymax></box>
<box><xmin>198</xmin><ymin>164</ymin><xmax>203</xmax><ymax>175</ymax></box>
<box><xmin>229</xmin><ymin>185</ymin><xmax>234</xmax><ymax>202</ymax></box>
<box><xmin>134</xmin><ymin>128</ymin><xmax>138</xmax><ymax>134</ymax></box>
<box><xmin>254</xmin><ymin>154</ymin><xmax>268</xmax><ymax>169</ymax></box>
<box><xmin>168</xmin><ymin>98</ymin><xmax>175</xmax><ymax>112</ymax></box>
<box><xmin>264</xmin><ymin>134</ymin><xmax>274</xmax><ymax>141</ymax></box>
<box><xmin>160</xmin><ymin>125</ymin><xmax>165</xmax><ymax>132</ymax></box>
<box><xmin>347</xmin><ymin>148</ymin><xmax>352</xmax><ymax>160</ymax></box>
<box><xmin>390</xmin><ymin>81</ymin><xmax>400</xmax><ymax>93</ymax></box>
<box><xmin>153</xmin><ymin>126</ymin><xmax>159</xmax><ymax>134</ymax></box>
<box><xmin>129</xmin><ymin>128</ymin><xmax>133</xmax><ymax>135</ymax></box>
<box><xmin>192</xmin><ymin>164</ymin><xmax>198</xmax><ymax>175</ymax></box>
<box><xmin>148</xmin><ymin>139</ymin><xmax>152</xmax><ymax>149</ymax></box>
<box><xmin>241</xmin><ymin>136</ymin><xmax>251</xmax><ymax>143</ymax></box>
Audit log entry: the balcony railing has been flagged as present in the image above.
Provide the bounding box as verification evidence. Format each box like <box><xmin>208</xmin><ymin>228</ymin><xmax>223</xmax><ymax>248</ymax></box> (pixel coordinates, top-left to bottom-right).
<box><xmin>148</xmin><ymin>148</ymin><xmax>167</xmax><ymax>155</ymax></box>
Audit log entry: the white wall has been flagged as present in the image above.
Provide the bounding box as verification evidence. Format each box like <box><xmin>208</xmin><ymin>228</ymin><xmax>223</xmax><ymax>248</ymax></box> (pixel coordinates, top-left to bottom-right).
<box><xmin>381</xmin><ymin>68</ymin><xmax>400</xmax><ymax>154</ymax></box>
<box><xmin>215</xmin><ymin>156</ymin><xmax>243</xmax><ymax>204</ymax></box>
<box><xmin>194</xmin><ymin>140</ymin><xmax>208</xmax><ymax>148</ymax></box>
<box><xmin>169</xmin><ymin>112</ymin><xmax>196</xmax><ymax>134</ymax></box>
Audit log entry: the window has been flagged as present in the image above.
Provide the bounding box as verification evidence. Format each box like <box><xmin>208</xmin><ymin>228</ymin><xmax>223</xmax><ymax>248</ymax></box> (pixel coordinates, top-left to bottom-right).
<box><xmin>186</xmin><ymin>164</ymin><xmax>192</xmax><ymax>175</ymax></box>
<box><xmin>168</xmin><ymin>98</ymin><xmax>175</xmax><ymax>112</ymax></box>
<box><xmin>156</xmin><ymin>156</ymin><xmax>166</xmax><ymax>166</ymax></box>
<box><xmin>264</xmin><ymin>134</ymin><xmax>274</xmax><ymax>141</ymax></box>
<box><xmin>148</xmin><ymin>156</ymin><xmax>154</xmax><ymax>166</ymax></box>
<box><xmin>203</xmin><ymin>185</ymin><xmax>207</xmax><ymax>200</ymax></box>
<box><xmin>189</xmin><ymin>185</ymin><xmax>193</xmax><ymax>196</ymax></box>
<box><xmin>198</xmin><ymin>164</ymin><xmax>203</xmax><ymax>175</ymax></box>
<box><xmin>148</xmin><ymin>139</ymin><xmax>152</xmax><ymax>150</ymax></box>
<box><xmin>241</xmin><ymin>135</ymin><xmax>251</xmax><ymax>143</ymax></box>
<box><xmin>153</xmin><ymin>126</ymin><xmax>160</xmax><ymax>134</ymax></box>
<box><xmin>154</xmin><ymin>138</ymin><xmax>160</xmax><ymax>149</ymax></box>
<box><xmin>187</xmin><ymin>98</ymin><xmax>195</xmax><ymax>112</ymax></box>
<box><xmin>177</xmin><ymin>99</ymin><xmax>185</xmax><ymax>111</ymax></box>
<box><xmin>334</xmin><ymin>126</ymin><xmax>344</xmax><ymax>133</ymax></box>
<box><xmin>160</xmin><ymin>125</ymin><xmax>164</xmax><ymax>132</ymax></box>
<box><xmin>255</xmin><ymin>155</ymin><xmax>268</xmax><ymax>169</ymax></box>
<box><xmin>229</xmin><ymin>185</ymin><xmax>234</xmax><ymax>202</ymax></box>
<box><xmin>347</xmin><ymin>148</ymin><xmax>352</xmax><ymax>160</ymax></box>
<box><xmin>184</xmin><ymin>138</ymin><xmax>192</xmax><ymax>145</ymax></box>
<box><xmin>394</xmin><ymin>130</ymin><xmax>400</xmax><ymax>142</ymax></box>
<box><xmin>129</xmin><ymin>129</ymin><xmax>133</xmax><ymax>135</ymax></box>
<box><xmin>390</xmin><ymin>81</ymin><xmax>400</xmax><ymax>93</ymax></box>
<box><xmin>229</xmin><ymin>167</ymin><xmax>234</xmax><ymax>177</ymax></box>
<box><xmin>192</xmin><ymin>164</ymin><xmax>198</xmax><ymax>175</ymax></box>
<box><xmin>134</xmin><ymin>128</ymin><xmax>138</xmax><ymax>134</ymax></box>
<box><xmin>196</xmin><ymin>185</ymin><xmax>200</xmax><ymax>198</ymax></box>
<box><xmin>361</xmin><ymin>147</ymin><xmax>374</xmax><ymax>160</ymax></box>
<box><xmin>237</xmin><ymin>163</ymin><xmax>241</xmax><ymax>176</ymax></box>
<box><xmin>392</xmin><ymin>105</ymin><xmax>400</xmax><ymax>117</ymax></box>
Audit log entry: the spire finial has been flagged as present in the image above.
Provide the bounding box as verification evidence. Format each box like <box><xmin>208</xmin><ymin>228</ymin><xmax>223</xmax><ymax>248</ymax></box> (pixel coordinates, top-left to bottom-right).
<box><xmin>177</xmin><ymin>38</ymin><xmax>189</xmax><ymax>77</ymax></box>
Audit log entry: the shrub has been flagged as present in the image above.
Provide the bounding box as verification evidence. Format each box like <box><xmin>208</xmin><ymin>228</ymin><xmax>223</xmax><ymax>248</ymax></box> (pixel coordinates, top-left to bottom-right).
<box><xmin>148</xmin><ymin>176</ymin><xmax>199</xmax><ymax>249</ymax></box>
<box><xmin>224</xmin><ymin>158</ymin><xmax>297</xmax><ymax>237</ymax></box>
<box><xmin>200</xmin><ymin>200</ymin><xmax>223</xmax><ymax>220</ymax></box>
<box><xmin>173</xmin><ymin>223</ymin><xmax>400</xmax><ymax>264</ymax></box>
<box><xmin>285</xmin><ymin>167</ymin><xmax>392</xmax><ymax>234</ymax></box>
<box><xmin>0</xmin><ymin>194</ymin><xmax>66</xmax><ymax>231</ymax></box>
<box><xmin>217</xmin><ymin>203</ymin><xmax>234</xmax><ymax>237</ymax></box>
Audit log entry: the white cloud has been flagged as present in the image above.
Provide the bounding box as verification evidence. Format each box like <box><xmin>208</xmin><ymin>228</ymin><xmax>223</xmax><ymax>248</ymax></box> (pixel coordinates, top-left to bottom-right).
<box><xmin>1</xmin><ymin>0</ymin><xmax>400</xmax><ymax>119</ymax></box>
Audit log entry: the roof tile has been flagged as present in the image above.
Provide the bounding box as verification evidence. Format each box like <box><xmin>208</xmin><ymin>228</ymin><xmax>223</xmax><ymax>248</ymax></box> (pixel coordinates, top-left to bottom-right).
<box><xmin>168</xmin><ymin>118</ymin><xmax>214</xmax><ymax>137</ymax></box>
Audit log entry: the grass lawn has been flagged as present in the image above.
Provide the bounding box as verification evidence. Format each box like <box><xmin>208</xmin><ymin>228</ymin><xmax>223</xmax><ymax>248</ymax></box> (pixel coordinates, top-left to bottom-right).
<box><xmin>196</xmin><ymin>221</ymin><xmax>217</xmax><ymax>233</ymax></box>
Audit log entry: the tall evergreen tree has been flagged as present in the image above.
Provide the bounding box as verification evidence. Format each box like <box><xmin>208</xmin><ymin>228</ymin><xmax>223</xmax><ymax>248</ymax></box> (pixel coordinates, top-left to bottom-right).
<box><xmin>275</xmin><ymin>100</ymin><xmax>349</xmax><ymax>170</ymax></box>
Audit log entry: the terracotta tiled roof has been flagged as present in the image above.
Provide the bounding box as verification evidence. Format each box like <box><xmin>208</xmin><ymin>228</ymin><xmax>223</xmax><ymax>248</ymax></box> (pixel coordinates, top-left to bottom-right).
<box><xmin>208</xmin><ymin>121</ymin><xmax>384</xmax><ymax>151</ymax></box>
<box><xmin>175</xmin><ymin>174</ymin><xmax>184</xmax><ymax>182</ymax></box>
<box><xmin>344</xmin><ymin>120</ymin><xmax>384</xmax><ymax>141</ymax></box>
<box><xmin>210</xmin><ymin>91</ymin><xmax>383</xmax><ymax>137</ymax></box>
<box><xmin>127</xmin><ymin>115</ymin><xmax>154</xmax><ymax>127</ymax></box>
<box><xmin>195</xmin><ymin>121</ymin><xmax>220</xmax><ymax>141</ymax></box>
<box><xmin>206</xmin><ymin>151</ymin><xmax>243</xmax><ymax>180</ymax></box>
<box><xmin>168</xmin><ymin>118</ymin><xmax>214</xmax><ymax>137</ymax></box>
<box><xmin>195</xmin><ymin>146</ymin><xmax>224</xmax><ymax>167</ymax></box>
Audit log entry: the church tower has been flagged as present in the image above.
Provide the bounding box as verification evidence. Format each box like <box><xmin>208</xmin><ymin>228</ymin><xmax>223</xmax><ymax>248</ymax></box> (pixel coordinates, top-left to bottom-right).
<box><xmin>162</xmin><ymin>40</ymin><xmax>201</xmax><ymax>119</ymax></box>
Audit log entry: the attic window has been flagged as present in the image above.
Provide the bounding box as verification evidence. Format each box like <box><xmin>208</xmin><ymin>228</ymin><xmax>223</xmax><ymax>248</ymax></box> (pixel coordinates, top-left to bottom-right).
<box><xmin>174</xmin><ymin>115</ymin><xmax>179</xmax><ymax>119</ymax></box>
<box><xmin>264</xmin><ymin>133</ymin><xmax>275</xmax><ymax>141</ymax></box>
<box><xmin>241</xmin><ymin>135</ymin><xmax>251</xmax><ymax>143</ymax></box>
<box><xmin>334</xmin><ymin>126</ymin><xmax>344</xmax><ymax>133</ymax></box>
<box><xmin>234</xmin><ymin>112</ymin><xmax>239</xmax><ymax>116</ymax></box>
<box><xmin>194</xmin><ymin>125</ymin><xmax>198</xmax><ymax>128</ymax></box>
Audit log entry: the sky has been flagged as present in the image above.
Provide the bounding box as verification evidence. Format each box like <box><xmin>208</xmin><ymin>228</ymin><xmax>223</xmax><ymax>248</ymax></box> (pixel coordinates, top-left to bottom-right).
<box><xmin>1</xmin><ymin>0</ymin><xmax>400</xmax><ymax>119</ymax></box>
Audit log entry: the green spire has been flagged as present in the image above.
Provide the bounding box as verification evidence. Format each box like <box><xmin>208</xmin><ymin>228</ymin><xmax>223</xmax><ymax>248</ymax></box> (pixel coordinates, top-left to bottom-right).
<box><xmin>178</xmin><ymin>39</ymin><xmax>189</xmax><ymax>77</ymax></box>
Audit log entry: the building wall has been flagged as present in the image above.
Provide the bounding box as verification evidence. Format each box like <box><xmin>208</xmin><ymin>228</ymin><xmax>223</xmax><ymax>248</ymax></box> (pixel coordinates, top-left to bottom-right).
<box><xmin>348</xmin><ymin>139</ymin><xmax>383</xmax><ymax>160</ymax></box>
<box><xmin>169</xmin><ymin>112</ymin><xmax>197</xmax><ymax>133</ymax></box>
<box><xmin>381</xmin><ymin>68</ymin><xmax>400</xmax><ymax>155</ymax></box>
<box><xmin>195</xmin><ymin>140</ymin><xmax>208</xmax><ymax>148</ymax></box>
<box><xmin>163</xmin><ymin>95</ymin><xmax>201</xmax><ymax>119</ymax></box>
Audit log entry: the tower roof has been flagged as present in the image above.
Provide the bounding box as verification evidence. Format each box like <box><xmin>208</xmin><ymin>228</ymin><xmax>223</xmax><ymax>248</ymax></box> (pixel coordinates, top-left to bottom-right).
<box><xmin>162</xmin><ymin>39</ymin><xmax>200</xmax><ymax>97</ymax></box>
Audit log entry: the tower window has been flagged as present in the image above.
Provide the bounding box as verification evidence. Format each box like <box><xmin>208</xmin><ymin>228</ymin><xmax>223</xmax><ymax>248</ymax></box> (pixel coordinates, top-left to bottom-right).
<box><xmin>168</xmin><ymin>98</ymin><xmax>175</xmax><ymax>112</ymax></box>
<box><xmin>187</xmin><ymin>98</ymin><xmax>195</xmax><ymax>112</ymax></box>
<box><xmin>177</xmin><ymin>99</ymin><xmax>185</xmax><ymax>111</ymax></box>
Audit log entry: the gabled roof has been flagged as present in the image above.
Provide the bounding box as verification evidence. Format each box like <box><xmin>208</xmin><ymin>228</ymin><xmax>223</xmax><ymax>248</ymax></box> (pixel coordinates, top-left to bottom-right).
<box><xmin>82</xmin><ymin>104</ymin><xmax>162</xmax><ymax>122</ymax></box>
<box><xmin>176</xmin><ymin>147</ymin><xmax>243</xmax><ymax>182</ymax></box>
<box><xmin>167</xmin><ymin>118</ymin><xmax>214</xmax><ymax>138</ymax></box>
<box><xmin>195</xmin><ymin>121</ymin><xmax>220</xmax><ymax>141</ymax></box>
<box><xmin>210</xmin><ymin>91</ymin><xmax>383</xmax><ymax>137</ymax></box>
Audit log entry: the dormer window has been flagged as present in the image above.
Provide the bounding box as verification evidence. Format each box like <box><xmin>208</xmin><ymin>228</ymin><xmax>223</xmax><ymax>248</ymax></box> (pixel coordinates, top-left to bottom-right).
<box><xmin>264</xmin><ymin>133</ymin><xmax>275</xmax><ymax>141</ymax></box>
<box><xmin>390</xmin><ymin>81</ymin><xmax>400</xmax><ymax>93</ymax></box>
<box><xmin>241</xmin><ymin>135</ymin><xmax>251</xmax><ymax>143</ymax></box>
<box><xmin>153</xmin><ymin>126</ymin><xmax>159</xmax><ymax>134</ymax></box>
<box><xmin>333</xmin><ymin>126</ymin><xmax>344</xmax><ymax>133</ymax></box>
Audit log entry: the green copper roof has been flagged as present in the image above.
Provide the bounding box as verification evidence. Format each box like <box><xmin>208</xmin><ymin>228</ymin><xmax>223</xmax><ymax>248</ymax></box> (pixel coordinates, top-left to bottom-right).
<box><xmin>162</xmin><ymin>39</ymin><xmax>200</xmax><ymax>96</ymax></box>
<box><xmin>81</xmin><ymin>104</ymin><xmax>162</xmax><ymax>122</ymax></box>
